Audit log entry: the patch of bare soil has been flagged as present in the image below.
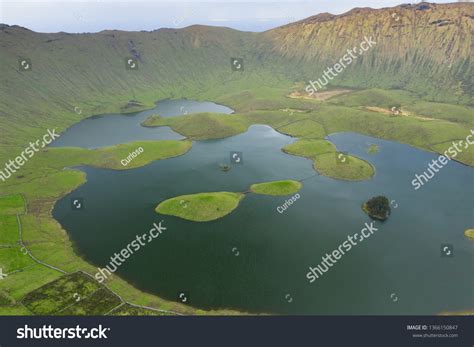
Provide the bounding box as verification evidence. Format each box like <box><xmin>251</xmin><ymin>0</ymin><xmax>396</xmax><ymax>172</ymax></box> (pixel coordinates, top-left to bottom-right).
<box><xmin>288</xmin><ymin>89</ymin><xmax>353</xmax><ymax>101</ymax></box>
<box><xmin>364</xmin><ymin>106</ymin><xmax>435</xmax><ymax>121</ymax></box>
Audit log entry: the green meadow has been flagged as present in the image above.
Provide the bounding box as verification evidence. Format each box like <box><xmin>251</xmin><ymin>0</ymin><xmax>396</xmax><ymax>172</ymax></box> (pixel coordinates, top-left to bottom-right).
<box><xmin>156</xmin><ymin>192</ymin><xmax>245</xmax><ymax>222</ymax></box>
<box><xmin>250</xmin><ymin>180</ymin><xmax>302</xmax><ymax>196</ymax></box>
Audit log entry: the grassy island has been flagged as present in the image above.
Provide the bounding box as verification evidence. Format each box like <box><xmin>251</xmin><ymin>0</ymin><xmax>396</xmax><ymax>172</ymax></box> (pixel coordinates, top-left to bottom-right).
<box><xmin>156</xmin><ymin>192</ymin><xmax>245</xmax><ymax>222</ymax></box>
<box><xmin>283</xmin><ymin>139</ymin><xmax>335</xmax><ymax>158</ymax></box>
<box><xmin>90</xmin><ymin>140</ymin><xmax>192</xmax><ymax>170</ymax></box>
<box><xmin>141</xmin><ymin>112</ymin><xmax>248</xmax><ymax>140</ymax></box>
<box><xmin>362</xmin><ymin>196</ymin><xmax>391</xmax><ymax>220</ymax></box>
<box><xmin>464</xmin><ymin>229</ymin><xmax>474</xmax><ymax>240</ymax></box>
<box><xmin>282</xmin><ymin>139</ymin><xmax>374</xmax><ymax>181</ymax></box>
<box><xmin>367</xmin><ymin>144</ymin><xmax>379</xmax><ymax>154</ymax></box>
<box><xmin>219</xmin><ymin>164</ymin><xmax>231</xmax><ymax>172</ymax></box>
<box><xmin>250</xmin><ymin>180</ymin><xmax>301</xmax><ymax>196</ymax></box>
<box><xmin>314</xmin><ymin>153</ymin><xmax>374</xmax><ymax>181</ymax></box>
<box><xmin>27</xmin><ymin>140</ymin><xmax>192</xmax><ymax>172</ymax></box>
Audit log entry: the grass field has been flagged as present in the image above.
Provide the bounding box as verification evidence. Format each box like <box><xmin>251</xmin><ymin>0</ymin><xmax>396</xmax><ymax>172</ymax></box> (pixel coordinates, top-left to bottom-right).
<box><xmin>250</xmin><ymin>180</ymin><xmax>302</xmax><ymax>196</ymax></box>
<box><xmin>22</xmin><ymin>272</ymin><xmax>108</xmax><ymax>315</ymax></box>
<box><xmin>0</xmin><ymin>215</ymin><xmax>19</xmax><ymax>244</ymax></box>
<box><xmin>313</xmin><ymin>153</ymin><xmax>374</xmax><ymax>181</ymax></box>
<box><xmin>0</xmin><ymin>194</ymin><xmax>25</xmax><ymax>215</ymax></box>
<box><xmin>142</xmin><ymin>112</ymin><xmax>250</xmax><ymax>140</ymax></box>
<box><xmin>277</xmin><ymin>119</ymin><xmax>326</xmax><ymax>138</ymax></box>
<box><xmin>156</xmin><ymin>192</ymin><xmax>245</xmax><ymax>222</ymax></box>
<box><xmin>59</xmin><ymin>288</ymin><xmax>122</xmax><ymax>315</ymax></box>
<box><xmin>25</xmin><ymin>140</ymin><xmax>192</xmax><ymax>171</ymax></box>
<box><xmin>283</xmin><ymin>139</ymin><xmax>335</xmax><ymax>158</ymax></box>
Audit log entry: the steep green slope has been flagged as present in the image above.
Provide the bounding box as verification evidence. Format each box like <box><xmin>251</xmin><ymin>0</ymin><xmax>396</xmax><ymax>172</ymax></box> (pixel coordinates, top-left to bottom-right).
<box><xmin>261</xmin><ymin>3</ymin><xmax>473</xmax><ymax>104</ymax></box>
<box><xmin>1</xmin><ymin>3</ymin><xmax>472</xmax><ymax>163</ymax></box>
<box><xmin>0</xmin><ymin>24</ymin><xmax>268</xmax><ymax>161</ymax></box>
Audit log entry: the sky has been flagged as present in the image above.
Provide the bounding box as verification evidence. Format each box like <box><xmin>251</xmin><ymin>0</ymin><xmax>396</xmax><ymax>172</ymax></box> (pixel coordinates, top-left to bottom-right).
<box><xmin>0</xmin><ymin>0</ymin><xmax>457</xmax><ymax>33</ymax></box>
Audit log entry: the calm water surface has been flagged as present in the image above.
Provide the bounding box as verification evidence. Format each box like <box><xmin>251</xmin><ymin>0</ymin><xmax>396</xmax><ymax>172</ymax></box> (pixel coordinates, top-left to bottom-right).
<box><xmin>52</xmin><ymin>100</ymin><xmax>474</xmax><ymax>314</ymax></box>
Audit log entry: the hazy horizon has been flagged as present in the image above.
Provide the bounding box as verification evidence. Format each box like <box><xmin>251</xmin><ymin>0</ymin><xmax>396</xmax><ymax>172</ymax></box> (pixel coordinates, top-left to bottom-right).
<box><xmin>0</xmin><ymin>0</ymin><xmax>457</xmax><ymax>33</ymax></box>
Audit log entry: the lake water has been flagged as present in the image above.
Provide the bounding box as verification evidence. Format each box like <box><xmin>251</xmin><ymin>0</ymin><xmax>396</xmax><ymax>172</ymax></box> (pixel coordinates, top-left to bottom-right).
<box><xmin>52</xmin><ymin>99</ymin><xmax>474</xmax><ymax>314</ymax></box>
<box><xmin>51</xmin><ymin>99</ymin><xmax>234</xmax><ymax>148</ymax></box>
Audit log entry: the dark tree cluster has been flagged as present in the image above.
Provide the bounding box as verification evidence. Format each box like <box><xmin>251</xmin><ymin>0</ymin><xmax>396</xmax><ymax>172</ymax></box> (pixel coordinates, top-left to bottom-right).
<box><xmin>363</xmin><ymin>195</ymin><xmax>391</xmax><ymax>220</ymax></box>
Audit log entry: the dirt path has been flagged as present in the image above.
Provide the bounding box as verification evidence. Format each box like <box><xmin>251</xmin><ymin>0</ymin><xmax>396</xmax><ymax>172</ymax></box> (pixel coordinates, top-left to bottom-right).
<box><xmin>364</xmin><ymin>106</ymin><xmax>435</xmax><ymax>121</ymax></box>
<box><xmin>288</xmin><ymin>89</ymin><xmax>353</xmax><ymax>101</ymax></box>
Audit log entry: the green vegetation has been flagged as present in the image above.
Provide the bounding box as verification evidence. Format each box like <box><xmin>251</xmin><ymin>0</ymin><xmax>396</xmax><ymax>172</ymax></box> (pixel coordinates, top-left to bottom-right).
<box><xmin>156</xmin><ymin>192</ymin><xmax>245</xmax><ymax>222</ymax></box>
<box><xmin>59</xmin><ymin>288</ymin><xmax>121</xmax><ymax>315</ymax></box>
<box><xmin>0</xmin><ymin>4</ymin><xmax>472</xmax><ymax>315</ymax></box>
<box><xmin>250</xmin><ymin>180</ymin><xmax>302</xmax><ymax>196</ymax></box>
<box><xmin>0</xmin><ymin>194</ymin><xmax>25</xmax><ymax>215</ymax></box>
<box><xmin>439</xmin><ymin>309</ymin><xmax>474</xmax><ymax>316</ymax></box>
<box><xmin>404</xmin><ymin>102</ymin><xmax>474</xmax><ymax>125</ymax></box>
<box><xmin>0</xmin><ymin>246</ymin><xmax>35</xmax><ymax>273</ymax></box>
<box><xmin>0</xmin><ymin>141</ymin><xmax>239</xmax><ymax>315</ymax></box>
<box><xmin>283</xmin><ymin>139</ymin><xmax>335</xmax><ymax>158</ymax></box>
<box><xmin>329</xmin><ymin>89</ymin><xmax>413</xmax><ymax>108</ymax></box>
<box><xmin>141</xmin><ymin>114</ymin><xmax>162</xmax><ymax>125</ymax></box>
<box><xmin>38</xmin><ymin>140</ymin><xmax>192</xmax><ymax>171</ymax></box>
<box><xmin>88</xmin><ymin>140</ymin><xmax>192</xmax><ymax>170</ymax></box>
<box><xmin>277</xmin><ymin>119</ymin><xmax>326</xmax><ymax>138</ymax></box>
<box><xmin>0</xmin><ymin>215</ymin><xmax>19</xmax><ymax>244</ymax></box>
<box><xmin>315</xmin><ymin>153</ymin><xmax>374</xmax><ymax>181</ymax></box>
<box><xmin>142</xmin><ymin>113</ymin><xmax>249</xmax><ymax>140</ymax></box>
<box><xmin>283</xmin><ymin>139</ymin><xmax>374</xmax><ymax>180</ymax></box>
<box><xmin>430</xmin><ymin>141</ymin><xmax>474</xmax><ymax>167</ymax></box>
<box><xmin>157</xmin><ymin>181</ymin><xmax>301</xmax><ymax>221</ymax></box>
<box><xmin>21</xmin><ymin>272</ymin><xmax>120</xmax><ymax>315</ymax></box>
<box><xmin>367</xmin><ymin>144</ymin><xmax>379</xmax><ymax>154</ymax></box>
<box><xmin>362</xmin><ymin>196</ymin><xmax>391</xmax><ymax>220</ymax></box>
<box><xmin>109</xmin><ymin>304</ymin><xmax>170</xmax><ymax>316</ymax></box>
<box><xmin>1</xmin><ymin>85</ymin><xmax>471</xmax><ymax>315</ymax></box>
<box><xmin>219</xmin><ymin>164</ymin><xmax>231</xmax><ymax>172</ymax></box>
<box><xmin>464</xmin><ymin>229</ymin><xmax>474</xmax><ymax>240</ymax></box>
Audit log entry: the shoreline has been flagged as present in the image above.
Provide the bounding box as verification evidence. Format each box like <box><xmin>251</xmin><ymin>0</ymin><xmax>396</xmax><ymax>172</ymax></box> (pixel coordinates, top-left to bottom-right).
<box><xmin>2</xmin><ymin>93</ymin><xmax>473</xmax><ymax>316</ymax></box>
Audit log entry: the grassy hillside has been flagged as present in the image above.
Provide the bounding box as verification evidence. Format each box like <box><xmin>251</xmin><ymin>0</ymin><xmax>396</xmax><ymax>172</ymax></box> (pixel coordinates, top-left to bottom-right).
<box><xmin>262</xmin><ymin>3</ymin><xmax>473</xmax><ymax>104</ymax></box>
<box><xmin>1</xmin><ymin>3</ymin><xmax>472</xmax><ymax>163</ymax></box>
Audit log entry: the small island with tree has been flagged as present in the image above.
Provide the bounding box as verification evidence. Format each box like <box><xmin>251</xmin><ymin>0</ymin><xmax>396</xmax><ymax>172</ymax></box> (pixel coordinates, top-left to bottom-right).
<box><xmin>362</xmin><ymin>195</ymin><xmax>391</xmax><ymax>220</ymax></box>
<box><xmin>464</xmin><ymin>229</ymin><xmax>474</xmax><ymax>240</ymax></box>
<box><xmin>219</xmin><ymin>163</ymin><xmax>231</xmax><ymax>172</ymax></box>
